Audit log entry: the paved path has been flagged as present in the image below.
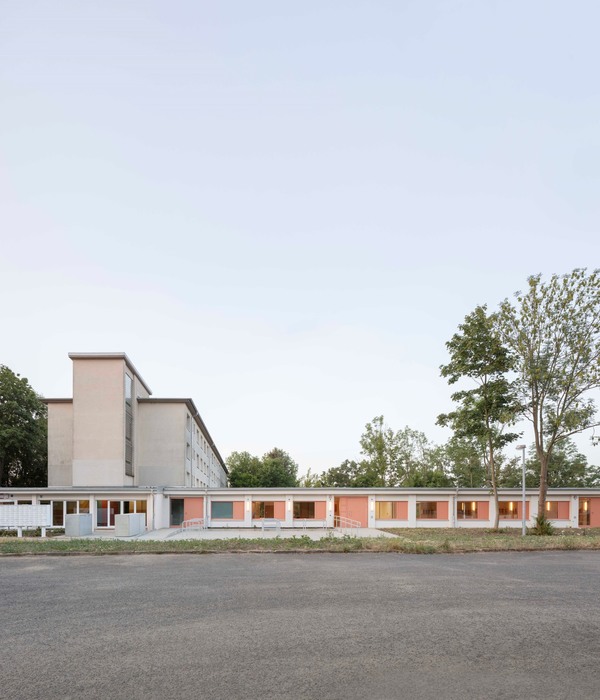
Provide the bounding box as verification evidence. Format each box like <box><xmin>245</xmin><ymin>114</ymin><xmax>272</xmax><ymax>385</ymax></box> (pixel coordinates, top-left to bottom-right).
<box><xmin>70</xmin><ymin>526</ymin><xmax>397</xmax><ymax>541</ymax></box>
<box><xmin>2</xmin><ymin>552</ymin><xmax>599</xmax><ymax>699</ymax></box>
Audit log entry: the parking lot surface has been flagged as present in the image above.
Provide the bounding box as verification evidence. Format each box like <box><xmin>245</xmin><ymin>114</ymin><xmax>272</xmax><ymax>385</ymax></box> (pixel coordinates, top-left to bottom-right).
<box><xmin>1</xmin><ymin>552</ymin><xmax>599</xmax><ymax>699</ymax></box>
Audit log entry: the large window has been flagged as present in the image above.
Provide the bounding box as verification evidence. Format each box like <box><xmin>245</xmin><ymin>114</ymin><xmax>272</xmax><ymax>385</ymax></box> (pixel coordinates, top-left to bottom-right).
<box><xmin>212</xmin><ymin>502</ymin><xmax>233</xmax><ymax>519</ymax></box>
<box><xmin>375</xmin><ymin>502</ymin><xmax>405</xmax><ymax>520</ymax></box>
<box><xmin>457</xmin><ymin>501</ymin><xmax>478</xmax><ymax>519</ymax></box>
<box><xmin>252</xmin><ymin>502</ymin><xmax>274</xmax><ymax>519</ymax></box>
<box><xmin>125</xmin><ymin>374</ymin><xmax>134</xmax><ymax>477</ymax></box>
<box><xmin>294</xmin><ymin>502</ymin><xmax>315</xmax><ymax>519</ymax></box>
<box><xmin>498</xmin><ymin>501</ymin><xmax>520</xmax><ymax>519</ymax></box>
<box><xmin>96</xmin><ymin>499</ymin><xmax>147</xmax><ymax>527</ymax></box>
<box><xmin>416</xmin><ymin>502</ymin><xmax>437</xmax><ymax>519</ymax></box>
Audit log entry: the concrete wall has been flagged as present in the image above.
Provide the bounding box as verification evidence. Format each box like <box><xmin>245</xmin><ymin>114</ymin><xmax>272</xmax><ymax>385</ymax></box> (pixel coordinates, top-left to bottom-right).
<box><xmin>47</xmin><ymin>402</ymin><xmax>73</xmax><ymax>486</ymax></box>
<box><xmin>72</xmin><ymin>358</ymin><xmax>128</xmax><ymax>487</ymax></box>
<box><xmin>136</xmin><ymin>402</ymin><xmax>186</xmax><ymax>486</ymax></box>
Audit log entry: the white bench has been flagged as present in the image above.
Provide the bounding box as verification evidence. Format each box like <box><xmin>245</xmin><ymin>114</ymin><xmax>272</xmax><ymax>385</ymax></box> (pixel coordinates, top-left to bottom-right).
<box><xmin>261</xmin><ymin>518</ymin><xmax>282</xmax><ymax>531</ymax></box>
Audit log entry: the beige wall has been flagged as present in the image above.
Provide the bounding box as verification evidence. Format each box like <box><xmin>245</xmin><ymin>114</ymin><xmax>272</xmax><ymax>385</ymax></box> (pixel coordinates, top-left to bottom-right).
<box><xmin>72</xmin><ymin>358</ymin><xmax>128</xmax><ymax>486</ymax></box>
<box><xmin>136</xmin><ymin>402</ymin><xmax>186</xmax><ymax>486</ymax></box>
<box><xmin>47</xmin><ymin>402</ymin><xmax>73</xmax><ymax>486</ymax></box>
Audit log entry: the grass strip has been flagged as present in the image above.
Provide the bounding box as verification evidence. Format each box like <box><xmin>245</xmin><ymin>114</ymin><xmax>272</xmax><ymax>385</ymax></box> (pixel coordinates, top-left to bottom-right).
<box><xmin>2</xmin><ymin>529</ymin><xmax>600</xmax><ymax>556</ymax></box>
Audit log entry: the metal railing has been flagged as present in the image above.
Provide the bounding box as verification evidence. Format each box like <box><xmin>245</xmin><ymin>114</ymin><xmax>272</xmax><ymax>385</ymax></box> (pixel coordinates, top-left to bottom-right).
<box><xmin>334</xmin><ymin>516</ymin><xmax>361</xmax><ymax>533</ymax></box>
<box><xmin>180</xmin><ymin>517</ymin><xmax>205</xmax><ymax>532</ymax></box>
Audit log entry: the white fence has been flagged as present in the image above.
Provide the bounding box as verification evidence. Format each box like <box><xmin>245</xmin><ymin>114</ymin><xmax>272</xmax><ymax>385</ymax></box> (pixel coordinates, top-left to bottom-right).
<box><xmin>0</xmin><ymin>505</ymin><xmax>52</xmax><ymax>537</ymax></box>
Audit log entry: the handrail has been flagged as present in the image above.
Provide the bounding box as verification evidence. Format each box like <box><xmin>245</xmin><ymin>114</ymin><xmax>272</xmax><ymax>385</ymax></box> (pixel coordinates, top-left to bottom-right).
<box><xmin>334</xmin><ymin>516</ymin><xmax>361</xmax><ymax>532</ymax></box>
<box><xmin>181</xmin><ymin>517</ymin><xmax>205</xmax><ymax>531</ymax></box>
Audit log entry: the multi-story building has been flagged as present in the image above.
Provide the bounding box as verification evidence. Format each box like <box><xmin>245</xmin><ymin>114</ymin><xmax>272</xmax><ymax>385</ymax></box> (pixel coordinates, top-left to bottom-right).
<box><xmin>46</xmin><ymin>352</ymin><xmax>228</xmax><ymax>490</ymax></box>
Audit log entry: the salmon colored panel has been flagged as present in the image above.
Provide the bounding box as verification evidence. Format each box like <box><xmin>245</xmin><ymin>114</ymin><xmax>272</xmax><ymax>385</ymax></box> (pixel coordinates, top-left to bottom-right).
<box><xmin>396</xmin><ymin>501</ymin><xmax>408</xmax><ymax>520</ymax></box>
<box><xmin>477</xmin><ymin>501</ymin><xmax>489</xmax><ymax>520</ymax></box>
<box><xmin>339</xmin><ymin>497</ymin><xmax>369</xmax><ymax>527</ymax></box>
<box><xmin>557</xmin><ymin>502</ymin><xmax>570</xmax><ymax>520</ymax></box>
<box><xmin>184</xmin><ymin>498</ymin><xmax>203</xmax><ymax>521</ymax></box>
<box><xmin>589</xmin><ymin>498</ymin><xmax>600</xmax><ymax>527</ymax></box>
<box><xmin>437</xmin><ymin>501</ymin><xmax>449</xmax><ymax>520</ymax></box>
<box><xmin>273</xmin><ymin>502</ymin><xmax>286</xmax><ymax>520</ymax></box>
<box><xmin>315</xmin><ymin>501</ymin><xmax>327</xmax><ymax>520</ymax></box>
<box><xmin>232</xmin><ymin>501</ymin><xmax>245</xmax><ymax>520</ymax></box>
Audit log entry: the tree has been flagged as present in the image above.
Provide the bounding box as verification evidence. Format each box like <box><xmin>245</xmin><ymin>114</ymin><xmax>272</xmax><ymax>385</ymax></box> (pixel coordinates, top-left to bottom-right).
<box><xmin>439</xmin><ymin>436</ymin><xmax>487</xmax><ymax>488</ymax></box>
<box><xmin>315</xmin><ymin>460</ymin><xmax>364</xmax><ymax>487</ymax></box>
<box><xmin>438</xmin><ymin>306</ymin><xmax>521</xmax><ymax>529</ymax></box>
<box><xmin>0</xmin><ymin>365</ymin><xmax>47</xmax><ymax>487</ymax></box>
<box><xmin>499</xmin><ymin>269</ymin><xmax>600</xmax><ymax>512</ymax></box>
<box><xmin>261</xmin><ymin>448</ymin><xmax>298</xmax><ymax>487</ymax></box>
<box><xmin>226</xmin><ymin>447</ymin><xmax>299</xmax><ymax>487</ymax></box>
<box><xmin>226</xmin><ymin>451</ymin><xmax>264</xmax><ymax>487</ymax></box>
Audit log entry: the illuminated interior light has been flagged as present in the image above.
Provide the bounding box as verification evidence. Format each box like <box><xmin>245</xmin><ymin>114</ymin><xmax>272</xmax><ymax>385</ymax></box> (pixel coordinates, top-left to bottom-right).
<box><xmin>584</xmin><ymin>501</ymin><xmax>588</xmax><ymax>512</ymax></box>
<box><xmin>509</xmin><ymin>502</ymin><xmax>514</xmax><ymax>512</ymax></box>
<box><xmin>546</xmin><ymin>502</ymin><xmax>550</xmax><ymax>511</ymax></box>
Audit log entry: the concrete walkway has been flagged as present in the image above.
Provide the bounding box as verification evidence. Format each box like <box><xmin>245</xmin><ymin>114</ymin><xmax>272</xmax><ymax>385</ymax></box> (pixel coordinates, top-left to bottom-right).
<box><xmin>67</xmin><ymin>527</ymin><xmax>397</xmax><ymax>541</ymax></box>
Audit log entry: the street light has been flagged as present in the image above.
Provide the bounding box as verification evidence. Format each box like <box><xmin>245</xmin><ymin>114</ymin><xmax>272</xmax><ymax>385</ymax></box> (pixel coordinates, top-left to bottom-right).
<box><xmin>516</xmin><ymin>444</ymin><xmax>526</xmax><ymax>536</ymax></box>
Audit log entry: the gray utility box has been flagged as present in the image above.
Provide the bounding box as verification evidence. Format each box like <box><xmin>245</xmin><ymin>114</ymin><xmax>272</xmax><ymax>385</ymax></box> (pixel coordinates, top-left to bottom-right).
<box><xmin>114</xmin><ymin>513</ymin><xmax>146</xmax><ymax>537</ymax></box>
<box><xmin>65</xmin><ymin>513</ymin><xmax>93</xmax><ymax>537</ymax></box>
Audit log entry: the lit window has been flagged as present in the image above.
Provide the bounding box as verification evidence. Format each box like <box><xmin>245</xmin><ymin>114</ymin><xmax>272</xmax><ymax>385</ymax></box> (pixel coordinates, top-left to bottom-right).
<box><xmin>498</xmin><ymin>502</ymin><xmax>520</xmax><ymax>519</ymax></box>
<box><xmin>252</xmin><ymin>502</ymin><xmax>275</xmax><ymax>519</ymax></box>
<box><xmin>416</xmin><ymin>502</ymin><xmax>437</xmax><ymax>519</ymax></box>
<box><xmin>375</xmin><ymin>502</ymin><xmax>406</xmax><ymax>519</ymax></box>
<box><xmin>457</xmin><ymin>501</ymin><xmax>478</xmax><ymax>519</ymax></box>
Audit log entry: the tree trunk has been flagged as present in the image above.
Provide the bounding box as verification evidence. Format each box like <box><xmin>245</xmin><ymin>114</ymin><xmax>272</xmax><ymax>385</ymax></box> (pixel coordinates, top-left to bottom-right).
<box><xmin>489</xmin><ymin>440</ymin><xmax>500</xmax><ymax>530</ymax></box>
<box><xmin>538</xmin><ymin>452</ymin><xmax>549</xmax><ymax>514</ymax></box>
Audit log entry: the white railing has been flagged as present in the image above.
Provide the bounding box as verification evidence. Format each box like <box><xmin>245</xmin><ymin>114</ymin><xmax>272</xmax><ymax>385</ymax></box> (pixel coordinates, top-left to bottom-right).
<box><xmin>181</xmin><ymin>517</ymin><xmax>205</xmax><ymax>532</ymax></box>
<box><xmin>334</xmin><ymin>516</ymin><xmax>361</xmax><ymax>533</ymax></box>
<box><xmin>261</xmin><ymin>518</ymin><xmax>282</xmax><ymax>531</ymax></box>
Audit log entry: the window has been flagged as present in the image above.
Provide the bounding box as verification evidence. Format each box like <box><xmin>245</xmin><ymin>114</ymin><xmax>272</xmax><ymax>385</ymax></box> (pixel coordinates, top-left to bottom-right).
<box><xmin>294</xmin><ymin>502</ymin><xmax>315</xmax><ymax>519</ymax></box>
<box><xmin>375</xmin><ymin>502</ymin><xmax>405</xmax><ymax>519</ymax></box>
<box><xmin>498</xmin><ymin>501</ymin><xmax>520</xmax><ymax>519</ymax></box>
<box><xmin>125</xmin><ymin>374</ymin><xmax>134</xmax><ymax>477</ymax></box>
<box><xmin>212</xmin><ymin>502</ymin><xmax>233</xmax><ymax>519</ymax></box>
<box><xmin>252</xmin><ymin>502</ymin><xmax>274</xmax><ymax>519</ymax></box>
<box><xmin>416</xmin><ymin>502</ymin><xmax>437</xmax><ymax>519</ymax></box>
<box><xmin>457</xmin><ymin>501</ymin><xmax>478</xmax><ymax>519</ymax></box>
<box><xmin>579</xmin><ymin>499</ymin><xmax>590</xmax><ymax>527</ymax></box>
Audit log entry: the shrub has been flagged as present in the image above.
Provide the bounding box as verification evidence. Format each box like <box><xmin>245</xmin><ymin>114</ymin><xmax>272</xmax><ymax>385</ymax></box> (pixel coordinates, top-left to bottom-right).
<box><xmin>529</xmin><ymin>513</ymin><xmax>554</xmax><ymax>536</ymax></box>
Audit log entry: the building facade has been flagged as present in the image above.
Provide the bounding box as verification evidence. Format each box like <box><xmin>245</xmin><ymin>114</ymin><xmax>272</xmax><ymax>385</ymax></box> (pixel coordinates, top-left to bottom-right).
<box><xmin>46</xmin><ymin>352</ymin><xmax>228</xmax><ymax>490</ymax></box>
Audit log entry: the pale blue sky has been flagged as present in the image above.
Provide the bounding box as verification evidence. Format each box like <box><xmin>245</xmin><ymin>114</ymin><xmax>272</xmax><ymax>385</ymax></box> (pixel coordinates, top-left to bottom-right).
<box><xmin>1</xmin><ymin>1</ymin><xmax>599</xmax><ymax>472</ymax></box>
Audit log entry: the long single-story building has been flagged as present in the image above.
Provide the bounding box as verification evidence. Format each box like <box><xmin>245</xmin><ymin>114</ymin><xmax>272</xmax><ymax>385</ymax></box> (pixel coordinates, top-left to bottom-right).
<box><xmin>2</xmin><ymin>352</ymin><xmax>600</xmax><ymax>534</ymax></box>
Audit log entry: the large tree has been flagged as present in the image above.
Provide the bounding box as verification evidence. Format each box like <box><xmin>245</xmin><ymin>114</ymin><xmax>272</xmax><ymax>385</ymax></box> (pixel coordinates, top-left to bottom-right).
<box><xmin>499</xmin><ymin>269</ymin><xmax>600</xmax><ymax>512</ymax></box>
<box><xmin>226</xmin><ymin>447</ymin><xmax>298</xmax><ymax>487</ymax></box>
<box><xmin>0</xmin><ymin>365</ymin><xmax>47</xmax><ymax>487</ymax></box>
<box><xmin>438</xmin><ymin>306</ymin><xmax>521</xmax><ymax>529</ymax></box>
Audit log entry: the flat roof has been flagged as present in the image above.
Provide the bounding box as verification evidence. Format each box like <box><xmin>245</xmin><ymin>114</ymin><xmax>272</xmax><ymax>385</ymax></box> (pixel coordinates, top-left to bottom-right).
<box><xmin>68</xmin><ymin>352</ymin><xmax>152</xmax><ymax>395</ymax></box>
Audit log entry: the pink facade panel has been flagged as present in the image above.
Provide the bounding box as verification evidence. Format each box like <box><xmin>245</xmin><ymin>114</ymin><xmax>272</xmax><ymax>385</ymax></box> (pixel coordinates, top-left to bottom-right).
<box><xmin>315</xmin><ymin>501</ymin><xmax>327</xmax><ymax>520</ymax></box>
<box><xmin>557</xmin><ymin>501</ymin><xmax>570</xmax><ymax>520</ymax></box>
<box><xmin>232</xmin><ymin>501</ymin><xmax>245</xmax><ymax>520</ymax></box>
<box><xmin>395</xmin><ymin>501</ymin><xmax>408</xmax><ymax>520</ymax></box>
<box><xmin>339</xmin><ymin>497</ymin><xmax>369</xmax><ymax>526</ymax></box>
<box><xmin>437</xmin><ymin>501</ymin><xmax>449</xmax><ymax>520</ymax></box>
<box><xmin>184</xmin><ymin>498</ymin><xmax>203</xmax><ymax>521</ymax></box>
<box><xmin>477</xmin><ymin>501</ymin><xmax>489</xmax><ymax>520</ymax></box>
<box><xmin>273</xmin><ymin>502</ymin><xmax>286</xmax><ymax>520</ymax></box>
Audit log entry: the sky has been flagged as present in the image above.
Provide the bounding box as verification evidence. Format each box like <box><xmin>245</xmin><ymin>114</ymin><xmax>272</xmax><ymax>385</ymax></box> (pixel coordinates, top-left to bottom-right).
<box><xmin>1</xmin><ymin>1</ymin><xmax>599</xmax><ymax>473</ymax></box>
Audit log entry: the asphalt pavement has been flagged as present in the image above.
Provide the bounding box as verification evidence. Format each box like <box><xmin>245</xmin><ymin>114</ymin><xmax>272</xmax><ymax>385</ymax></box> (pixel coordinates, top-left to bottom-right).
<box><xmin>1</xmin><ymin>551</ymin><xmax>599</xmax><ymax>700</ymax></box>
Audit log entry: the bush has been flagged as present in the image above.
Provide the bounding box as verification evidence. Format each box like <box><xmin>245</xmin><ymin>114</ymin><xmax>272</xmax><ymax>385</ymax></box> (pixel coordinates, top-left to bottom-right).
<box><xmin>529</xmin><ymin>513</ymin><xmax>554</xmax><ymax>536</ymax></box>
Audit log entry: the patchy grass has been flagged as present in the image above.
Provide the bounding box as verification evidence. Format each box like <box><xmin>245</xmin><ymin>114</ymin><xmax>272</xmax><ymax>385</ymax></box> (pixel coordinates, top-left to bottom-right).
<box><xmin>1</xmin><ymin>528</ymin><xmax>600</xmax><ymax>556</ymax></box>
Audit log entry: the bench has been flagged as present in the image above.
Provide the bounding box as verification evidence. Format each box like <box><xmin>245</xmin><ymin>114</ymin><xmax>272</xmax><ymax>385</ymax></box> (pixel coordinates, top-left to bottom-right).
<box><xmin>261</xmin><ymin>518</ymin><xmax>282</xmax><ymax>531</ymax></box>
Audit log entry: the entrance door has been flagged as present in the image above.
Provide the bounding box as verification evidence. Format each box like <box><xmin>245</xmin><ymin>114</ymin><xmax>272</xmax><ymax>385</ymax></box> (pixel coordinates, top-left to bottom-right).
<box><xmin>337</xmin><ymin>497</ymin><xmax>369</xmax><ymax>527</ymax></box>
<box><xmin>170</xmin><ymin>499</ymin><xmax>184</xmax><ymax>527</ymax></box>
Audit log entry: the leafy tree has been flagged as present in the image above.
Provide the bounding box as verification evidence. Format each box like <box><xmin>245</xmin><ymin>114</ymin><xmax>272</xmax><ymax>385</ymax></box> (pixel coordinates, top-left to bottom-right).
<box><xmin>226</xmin><ymin>451</ymin><xmax>264</xmax><ymax>487</ymax></box>
<box><xmin>316</xmin><ymin>460</ymin><xmax>364</xmax><ymax>487</ymax></box>
<box><xmin>438</xmin><ymin>306</ymin><xmax>521</xmax><ymax>528</ymax></box>
<box><xmin>226</xmin><ymin>448</ymin><xmax>298</xmax><ymax>487</ymax></box>
<box><xmin>499</xmin><ymin>269</ymin><xmax>600</xmax><ymax>511</ymax></box>
<box><xmin>439</xmin><ymin>437</ymin><xmax>487</xmax><ymax>488</ymax></box>
<box><xmin>0</xmin><ymin>365</ymin><xmax>47</xmax><ymax>487</ymax></box>
<box><xmin>358</xmin><ymin>416</ymin><xmax>400</xmax><ymax>486</ymax></box>
<box><xmin>261</xmin><ymin>448</ymin><xmax>298</xmax><ymax>487</ymax></box>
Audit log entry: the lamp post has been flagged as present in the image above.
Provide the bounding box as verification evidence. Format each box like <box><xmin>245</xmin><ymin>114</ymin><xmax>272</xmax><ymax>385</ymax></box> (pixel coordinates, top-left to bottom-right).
<box><xmin>516</xmin><ymin>444</ymin><xmax>526</xmax><ymax>536</ymax></box>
